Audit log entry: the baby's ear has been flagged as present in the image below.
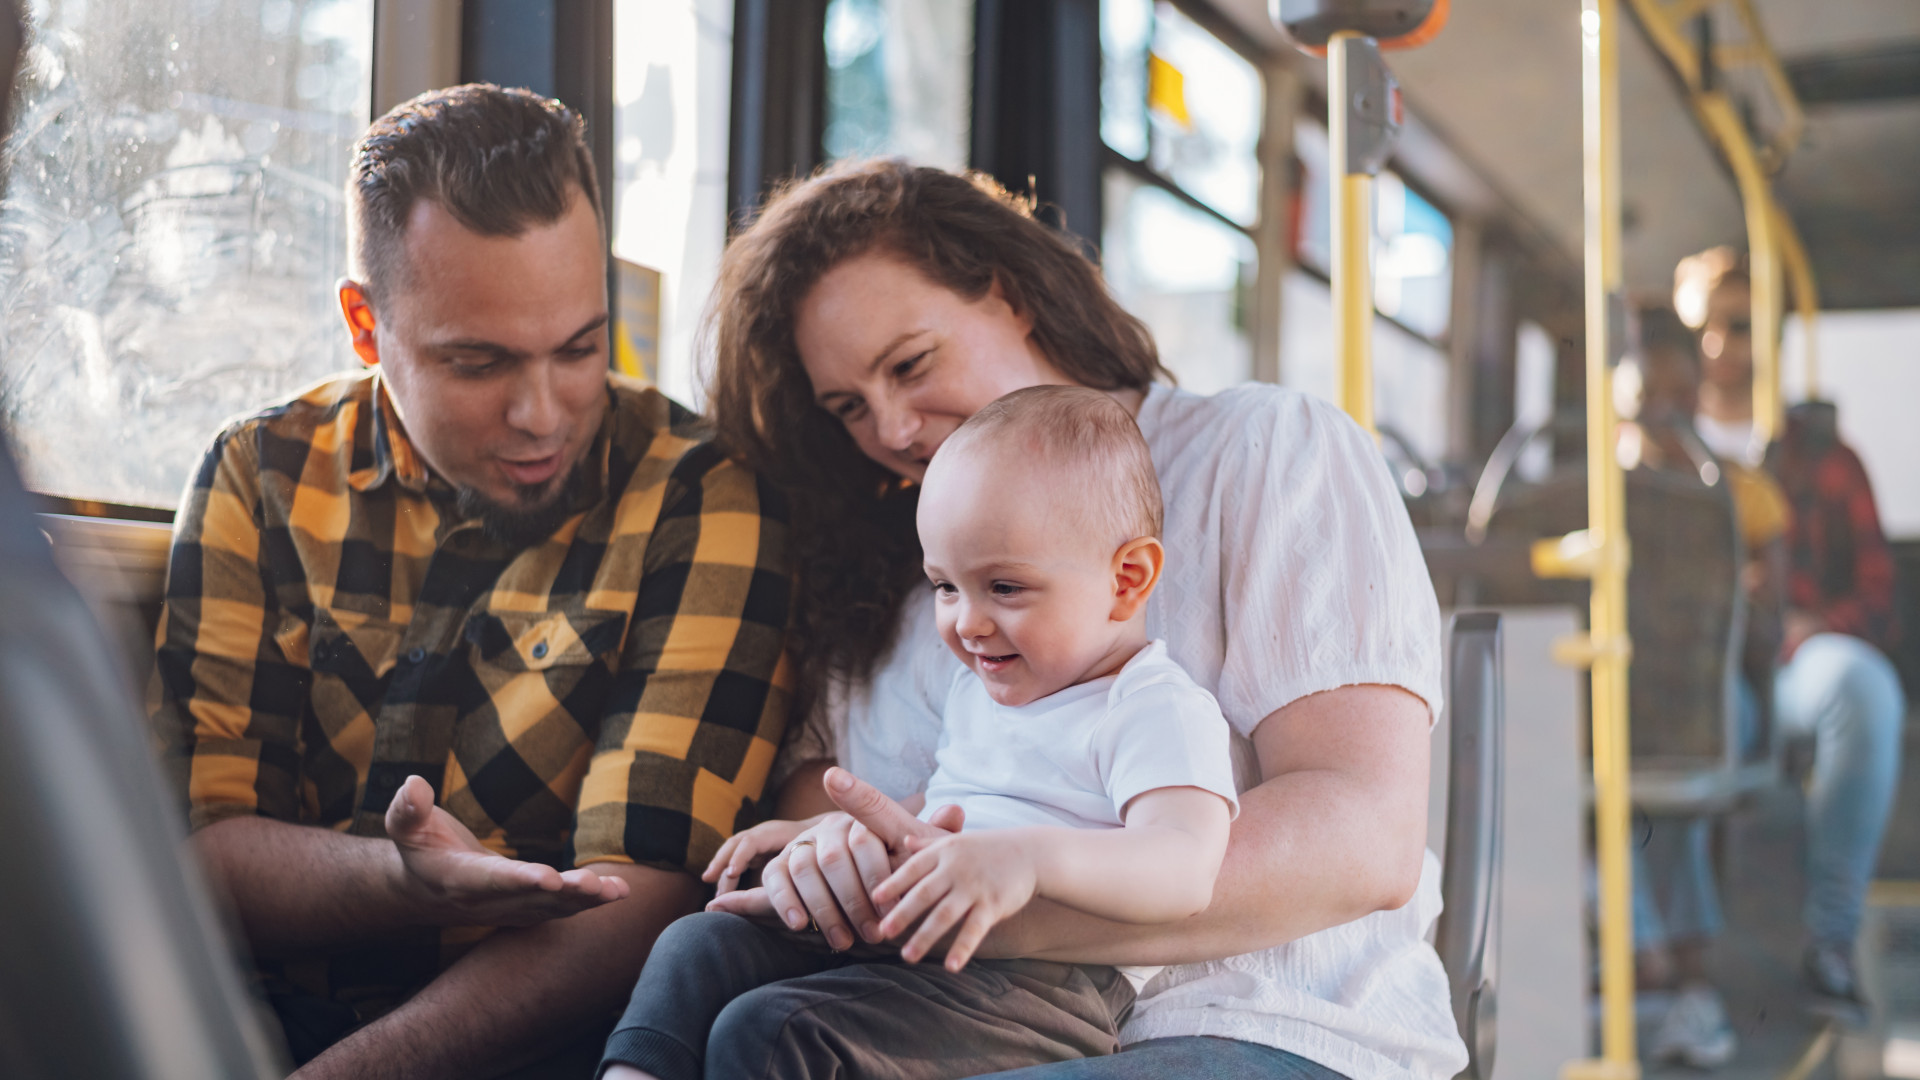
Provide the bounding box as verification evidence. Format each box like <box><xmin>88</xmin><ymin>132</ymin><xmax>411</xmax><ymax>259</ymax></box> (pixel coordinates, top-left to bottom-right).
<box><xmin>1110</xmin><ymin>536</ymin><xmax>1165</xmax><ymax>620</ymax></box>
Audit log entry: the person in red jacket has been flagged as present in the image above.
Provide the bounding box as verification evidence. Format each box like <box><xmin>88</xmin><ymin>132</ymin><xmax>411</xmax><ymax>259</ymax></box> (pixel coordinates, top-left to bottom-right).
<box><xmin>1680</xmin><ymin>247</ymin><xmax>1906</xmax><ymax>1011</ymax></box>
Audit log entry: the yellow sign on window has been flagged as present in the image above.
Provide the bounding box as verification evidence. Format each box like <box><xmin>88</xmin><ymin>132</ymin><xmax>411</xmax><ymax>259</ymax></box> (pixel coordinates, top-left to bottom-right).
<box><xmin>1147</xmin><ymin>53</ymin><xmax>1192</xmax><ymax>130</ymax></box>
<box><xmin>613</xmin><ymin>258</ymin><xmax>662</xmax><ymax>385</ymax></box>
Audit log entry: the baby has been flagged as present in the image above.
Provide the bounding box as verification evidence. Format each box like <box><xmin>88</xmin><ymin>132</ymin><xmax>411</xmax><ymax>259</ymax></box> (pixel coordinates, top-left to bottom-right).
<box><xmin>599</xmin><ymin>386</ymin><xmax>1239</xmax><ymax>1080</ymax></box>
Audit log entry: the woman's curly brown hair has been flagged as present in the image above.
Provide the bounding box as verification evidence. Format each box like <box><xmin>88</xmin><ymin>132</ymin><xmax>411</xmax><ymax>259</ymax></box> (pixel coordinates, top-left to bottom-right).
<box><xmin>705</xmin><ymin>160</ymin><xmax>1167</xmax><ymax>710</ymax></box>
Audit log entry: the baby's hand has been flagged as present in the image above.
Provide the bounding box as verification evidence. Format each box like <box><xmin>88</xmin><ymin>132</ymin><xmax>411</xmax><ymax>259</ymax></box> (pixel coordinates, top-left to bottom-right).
<box><xmin>871</xmin><ymin>832</ymin><xmax>1037</xmax><ymax>971</ymax></box>
<box><xmin>703</xmin><ymin>817</ymin><xmax>815</xmax><ymax>895</ymax></box>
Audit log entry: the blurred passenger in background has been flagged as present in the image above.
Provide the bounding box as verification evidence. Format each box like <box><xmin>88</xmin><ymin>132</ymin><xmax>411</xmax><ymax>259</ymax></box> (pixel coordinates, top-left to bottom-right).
<box><xmin>1623</xmin><ymin>307</ymin><xmax>1787</xmax><ymax>1068</ymax></box>
<box><xmin>1674</xmin><ymin>251</ymin><xmax>1907</xmax><ymax>1006</ymax></box>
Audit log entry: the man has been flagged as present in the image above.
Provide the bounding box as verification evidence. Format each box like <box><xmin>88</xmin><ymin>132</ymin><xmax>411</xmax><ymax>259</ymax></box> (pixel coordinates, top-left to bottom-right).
<box><xmin>151</xmin><ymin>85</ymin><xmax>792</xmax><ymax>1079</ymax></box>
<box><xmin>1679</xmin><ymin>248</ymin><xmax>1906</xmax><ymax>1008</ymax></box>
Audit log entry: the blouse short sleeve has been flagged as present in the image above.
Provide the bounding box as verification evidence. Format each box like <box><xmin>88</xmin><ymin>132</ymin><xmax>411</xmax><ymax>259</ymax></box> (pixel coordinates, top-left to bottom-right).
<box><xmin>1162</xmin><ymin>387</ymin><xmax>1443</xmax><ymax>734</ymax></box>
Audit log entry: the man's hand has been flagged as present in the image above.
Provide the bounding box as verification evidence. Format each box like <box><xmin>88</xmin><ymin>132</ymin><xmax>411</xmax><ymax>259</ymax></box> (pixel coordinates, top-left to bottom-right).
<box><xmin>737</xmin><ymin>767</ymin><xmax>962</xmax><ymax>951</ymax></box>
<box><xmin>872</xmin><ymin>831</ymin><xmax>1036</xmax><ymax>970</ymax></box>
<box><xmin>702</xmin><ymin>815</ymin><xmax>822</xmax><ymax>895</ymax></box>
<box><xmin>386</xmin><ymin>775</ymin><xmax>628</xmax><ymax>926</ymax></box>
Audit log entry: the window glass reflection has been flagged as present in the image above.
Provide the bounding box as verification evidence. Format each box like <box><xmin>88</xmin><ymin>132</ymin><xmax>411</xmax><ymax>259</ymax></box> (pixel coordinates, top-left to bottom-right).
<box><xmin>0</xmin><ymin>0</ymin><xmax>373</xmax><ymax>507</ymax></box>
<box><xmin>823</xmin><ymin>0</ymin><xmax>973</xmax><ymax>170</ymax></box>
<box><xmin>1102</xmin><ymin>167</ymin><xmax>1254</xmax><ymax>395</ymax></box>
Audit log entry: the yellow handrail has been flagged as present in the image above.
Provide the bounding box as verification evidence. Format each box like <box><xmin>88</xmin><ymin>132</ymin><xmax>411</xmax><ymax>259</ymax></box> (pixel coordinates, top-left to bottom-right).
<box><xmin>1774</xmin><ymin>203</ymin><xmax>1820</xmax><ymax>399</ymax></box>
<box><xmin>1560</xmin><ymin>0</ymin><xmax>1638</xmax><ymax>1077</ymax></box>
<box><xmin>1622</xmin><ymin>0</ymin><xmax>1818</xmax><ymax>435</ymax></box>
<box><xmin>1696</xmin><ymin>92</ymin><xmax>1784</xmax><ymax>441</ymax></box>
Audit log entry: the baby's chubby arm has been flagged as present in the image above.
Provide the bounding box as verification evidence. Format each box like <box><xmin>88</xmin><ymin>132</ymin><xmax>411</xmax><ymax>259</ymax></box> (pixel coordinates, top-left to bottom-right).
<box><xmin>871</xmin><ymin>786</ymin><xmax>1232</xmax><ymax>970</ymax></box>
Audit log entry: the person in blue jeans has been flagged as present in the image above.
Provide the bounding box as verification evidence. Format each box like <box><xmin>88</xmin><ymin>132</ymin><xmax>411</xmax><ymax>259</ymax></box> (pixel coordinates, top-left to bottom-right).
<box><xmin>1631</xmin><ymin>272</ymin><xmax>1907</xmax><ymax>1068</ymax></box>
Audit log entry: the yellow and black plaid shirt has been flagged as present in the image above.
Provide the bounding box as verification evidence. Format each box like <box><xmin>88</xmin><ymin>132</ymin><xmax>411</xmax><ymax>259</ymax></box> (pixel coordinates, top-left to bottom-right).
<box><xmin>152</xmin><ymin>369</ymin><xmax>791</xmax><ymax>1010</ymax></box>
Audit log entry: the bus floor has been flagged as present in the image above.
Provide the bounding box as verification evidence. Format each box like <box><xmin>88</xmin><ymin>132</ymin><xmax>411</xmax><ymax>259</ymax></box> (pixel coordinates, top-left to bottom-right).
<box><xmin>1643</xmin><ymin>704</ymin><xmax>1920</xmax><ymax>1080</ymax></box>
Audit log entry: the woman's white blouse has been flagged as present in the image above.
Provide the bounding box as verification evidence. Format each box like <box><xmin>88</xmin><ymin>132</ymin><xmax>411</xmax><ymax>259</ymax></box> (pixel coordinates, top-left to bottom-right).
<box><xmin>800</xmin><ymin>382</ymin><xmax>1468</xmax><ymax>1080</ymax></box>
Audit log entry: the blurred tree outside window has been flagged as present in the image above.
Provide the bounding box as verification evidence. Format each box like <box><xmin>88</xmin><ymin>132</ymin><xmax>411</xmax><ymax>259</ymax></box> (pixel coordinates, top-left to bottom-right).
<box><xmin>0</xmin><ymin>0</ymin><xmax>374</xmax><ymax>508</ymax></box>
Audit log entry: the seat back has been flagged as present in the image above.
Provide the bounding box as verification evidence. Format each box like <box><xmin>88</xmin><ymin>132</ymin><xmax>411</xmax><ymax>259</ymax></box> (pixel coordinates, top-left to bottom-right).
<box><xmin>40</xmin><ymin>512</ymin><xmax>173</xmax><ymax>690</ymax></box>
<box><xmin>1437</xmin><ymin>612</ymin><xmax>1503</xmax><ymax>1080</ymax></box>
<box><xmin>0</xmin><ymin>450</ymin><xmax>279</xmax><ymax>1078</ymax></box>
<box><xmin>1479</xmin><ymin>465</ymin><xmax>1759</xmax><ymax>811</ymax></box>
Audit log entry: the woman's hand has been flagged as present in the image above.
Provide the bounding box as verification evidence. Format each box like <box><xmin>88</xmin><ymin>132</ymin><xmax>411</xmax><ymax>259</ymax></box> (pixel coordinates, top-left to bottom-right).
<box><xmin>702</xmin><ymin>815</ymin><xmax>824</xmax><ymax>895</ymax></box>
<box><xmin>872</xmin><ymin>832</ymin><xmax>1036</xmax><ymax>970</ymax></box>
<box><xmin>730</xmin><ymin>767</ymin><xmax>963</xmax><ymax>952</ymax></box>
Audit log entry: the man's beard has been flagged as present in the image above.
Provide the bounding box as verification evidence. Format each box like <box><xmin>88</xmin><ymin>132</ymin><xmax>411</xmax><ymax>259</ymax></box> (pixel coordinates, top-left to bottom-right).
<box><xmin>455</xmin><ymin>460</ymin><xmax>589</xmax><ymax>549</ymax></box>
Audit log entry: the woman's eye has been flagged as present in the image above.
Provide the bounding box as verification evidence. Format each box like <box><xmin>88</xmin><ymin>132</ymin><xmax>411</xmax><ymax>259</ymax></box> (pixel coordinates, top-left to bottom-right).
<box><xmin>831</xmin><ymin>399</ymin><xmax>866</xmax><ymax>422</ymax></box>
<box><xmin>892</xmin><ymin>351</ymin><xmax>928</xmax><ymax>379</ymax></box>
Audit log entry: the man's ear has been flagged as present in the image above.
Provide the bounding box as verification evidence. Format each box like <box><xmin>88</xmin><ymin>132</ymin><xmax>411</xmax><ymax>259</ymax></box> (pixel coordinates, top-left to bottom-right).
<box><xmin>1110</xmin><ymin>536</ymin><xmax>1165</xmax><ymax>621</ymax></box>
<box><xmin>338</xmin><ymin>279</ymin><xmax>380</xmax><ymax>367</ymax></box>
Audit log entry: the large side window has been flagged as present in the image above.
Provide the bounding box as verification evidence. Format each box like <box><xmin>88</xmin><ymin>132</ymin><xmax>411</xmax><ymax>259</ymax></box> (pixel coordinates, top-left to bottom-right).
<box><xmin>0</xmin><ymin>0</ymin><xmax>374</xmax><ymax>508</ymax></box>
<box><xmin>1099</xmin><ymin>0</ymin><xmax>1263</xmax><ymax>394</ymax></box>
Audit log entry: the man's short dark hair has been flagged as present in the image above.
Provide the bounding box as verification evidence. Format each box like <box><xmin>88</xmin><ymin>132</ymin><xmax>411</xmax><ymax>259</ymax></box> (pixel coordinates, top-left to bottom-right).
<box><xmin>347</xmin><ymin>83</ymin><xmax>602</xmax><ymax>309</ymax></box>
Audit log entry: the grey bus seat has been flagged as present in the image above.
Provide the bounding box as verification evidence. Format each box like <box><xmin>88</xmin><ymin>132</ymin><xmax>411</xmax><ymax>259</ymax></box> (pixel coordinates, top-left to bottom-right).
<box><xmin>40</xmin><ymin>512</ymin><xmax>174</xmax><ymax>691</ymax></box>
<box><xmin>0</xmin><ymin>444</ymin><xmax>279</xmax><ymax>1077</ymax></box>
<box><xmin>1466</xmin><ymin>419</ymin><xmax>1772</xmax><ymax>816</ymax></box>
<box><xmin>1437</xmin><ymin>612</ymin><xmax>1503</xmax><ymax>1080</ymax></box>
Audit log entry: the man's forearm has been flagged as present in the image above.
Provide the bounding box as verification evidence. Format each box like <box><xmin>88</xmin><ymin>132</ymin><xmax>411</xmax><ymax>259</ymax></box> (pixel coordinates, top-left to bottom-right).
<box><xmin>294</xmin><ymin>864</ymin><xmax>703</xmax><ymax>1080</ymax></box>
<box><xmin>194</xmin><ymin>816</ymin><xmax>423</xmax><ymax>953</ymax></box>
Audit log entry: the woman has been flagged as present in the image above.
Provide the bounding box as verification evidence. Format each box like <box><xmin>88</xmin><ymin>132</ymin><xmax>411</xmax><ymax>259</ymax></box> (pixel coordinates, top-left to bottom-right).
<box><xmin>704</xmin><ymin>160</ymin><xmax>1466</xmax><ymax>1080</ymax></box>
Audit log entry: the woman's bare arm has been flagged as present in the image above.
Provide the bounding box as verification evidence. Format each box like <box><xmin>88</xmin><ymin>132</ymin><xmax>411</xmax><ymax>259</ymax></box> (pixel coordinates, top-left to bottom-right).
<box><xmin>975</xmin><ymin>684</ymin><xmax>1433</xmax><ymax>967</ymax></box>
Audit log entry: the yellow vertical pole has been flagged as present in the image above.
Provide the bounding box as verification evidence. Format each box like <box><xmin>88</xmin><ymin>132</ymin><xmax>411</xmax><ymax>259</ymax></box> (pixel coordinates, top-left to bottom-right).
<box><xmin>1563</xmin><ymin>0</ymin><xmax>1638</xmax><ymax>1075</ymax></box>
<box><xmin>1328</xmin><ymin>30</ymin><xmax>1376</xmax><ymax>433</ymax></box>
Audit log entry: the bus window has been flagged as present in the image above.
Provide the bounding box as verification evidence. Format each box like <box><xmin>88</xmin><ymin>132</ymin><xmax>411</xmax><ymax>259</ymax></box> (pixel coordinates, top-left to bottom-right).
<box><xmin>0</xmin><ymin>0</ymin><xmax>372</xmax><ymax>509</ymax></box>
<box><xmin>1101</xmin><ymin>0</ymin><xmax>1261</xmax><ymax>227</ymax></box>
<box><xmin>1292</xmin><ymin>119</ymin><xmax>1455</xmax><ymax>340</ymax></box>
<box><xmin>1102</xmin><ymin>168</ymin><xmax>1255</xmax><ymax>394</ymax></box>
<box><xmin>1284</xmin><ymin>118</ymin><xmax>1455</xmax><ymax>460</ymax></box>
<box><xmin>1098</xmin><ymin>0</ymin><xmax>1263</xmax><ymax>393</ymax></box>
<box><xmin>822</xmin><ymin>0</ymin><xmax>973</xmax><ymax>171</ymax></box>
<box><xmin>611</xmin><ymin>0</ymin><xmax>732</xmax><ymax>405</ymax></box>
<box><xmin>1279</xmin><ymin>269</ymin><xmax>1449</xmax><ymax>464</ymax></box>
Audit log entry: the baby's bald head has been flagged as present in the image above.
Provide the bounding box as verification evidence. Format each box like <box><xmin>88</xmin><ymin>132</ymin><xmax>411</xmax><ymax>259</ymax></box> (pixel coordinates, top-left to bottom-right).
<box><xmin>924</xmin><ymin>385</ymin><xmax>1161</xmax><ymax>550</ymax></box>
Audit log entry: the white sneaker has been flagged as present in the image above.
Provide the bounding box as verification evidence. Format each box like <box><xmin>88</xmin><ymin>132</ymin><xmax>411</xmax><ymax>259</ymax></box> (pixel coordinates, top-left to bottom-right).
<box><xmin>1650</xmin><ymin>985</ymin><xmax>1737</xmax><ymax>1069</ymax></box>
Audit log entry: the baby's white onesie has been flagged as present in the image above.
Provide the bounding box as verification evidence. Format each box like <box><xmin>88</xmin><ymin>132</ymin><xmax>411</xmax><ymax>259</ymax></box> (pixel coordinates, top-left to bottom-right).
<box><xmin>919</xmin><ymin>639</ymin><xmax>1240</xmax><ymax>991</ymax></box>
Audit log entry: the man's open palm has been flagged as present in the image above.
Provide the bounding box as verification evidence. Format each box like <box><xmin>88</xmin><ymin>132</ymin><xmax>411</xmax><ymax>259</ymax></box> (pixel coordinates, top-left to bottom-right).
<box><xmin>385</xmin><ymin>775</ymin><xmax>629</xmax><ymax>926</ymax></box>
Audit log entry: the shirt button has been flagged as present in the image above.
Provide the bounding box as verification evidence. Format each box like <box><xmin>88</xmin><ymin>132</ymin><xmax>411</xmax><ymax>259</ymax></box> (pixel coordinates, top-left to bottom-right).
<box><xmin>531</xmin><ymin>641</ymin><xmax>549</xmax><ymax>660</ymax></box>
<box><xmin>407</xmin><ymin>646</ymin><xmax>427</xmax><ymax>664</ymax></box>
